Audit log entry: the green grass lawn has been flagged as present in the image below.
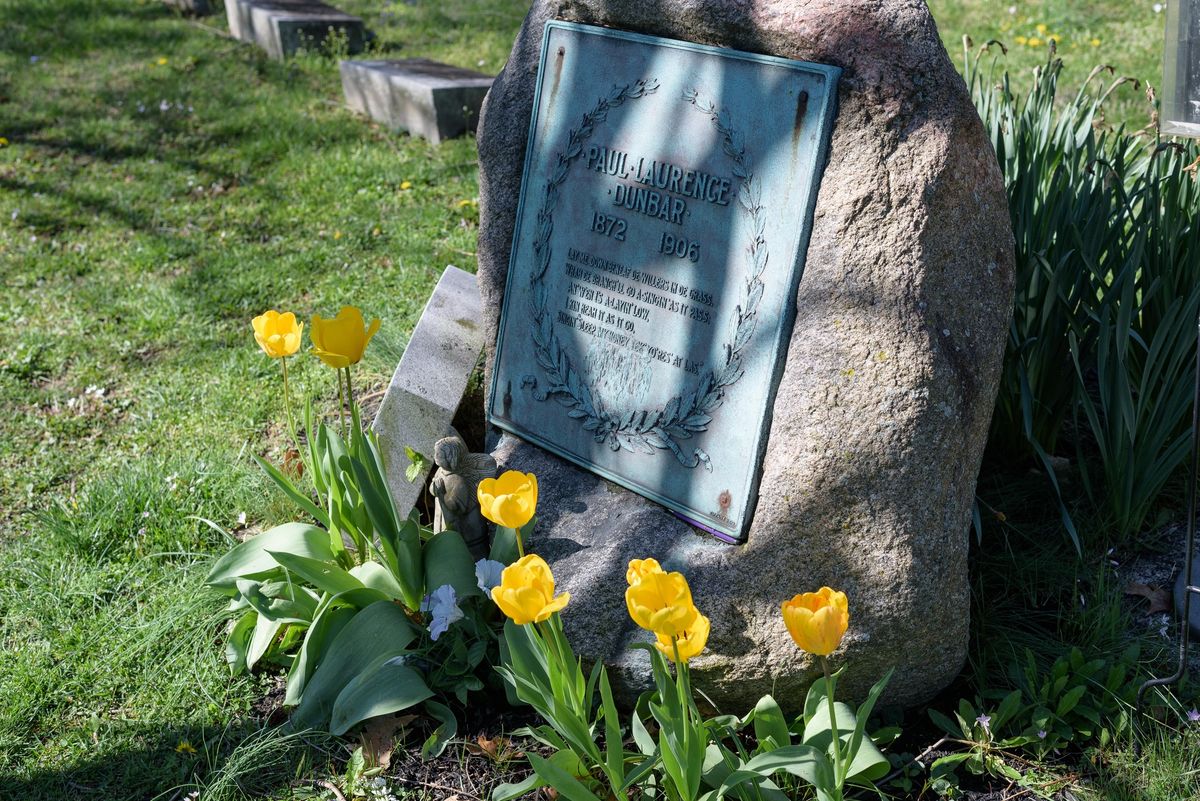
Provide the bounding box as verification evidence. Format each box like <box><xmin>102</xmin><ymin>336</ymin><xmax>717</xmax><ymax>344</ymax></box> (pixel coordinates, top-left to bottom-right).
<box><xmin>927</xmin><ymin>0</ymin><xmax>1167</xmax><ymax>126</ymax></box>
<box><xmin>0</xmin><ymin>0</ymin><xmax>1194</xmax><ymax>798</ymax></box>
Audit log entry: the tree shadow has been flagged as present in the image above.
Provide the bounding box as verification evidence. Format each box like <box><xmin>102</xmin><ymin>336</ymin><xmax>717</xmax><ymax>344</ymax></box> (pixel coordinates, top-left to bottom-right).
<box><xmin>0</xmin><ymin>720</ymin><xmax>328</xmax><ymax>801</ymax></box>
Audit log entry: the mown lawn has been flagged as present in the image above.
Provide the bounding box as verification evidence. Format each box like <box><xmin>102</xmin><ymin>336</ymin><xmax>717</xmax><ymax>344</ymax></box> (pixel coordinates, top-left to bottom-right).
<box><xmin>0</xmin><ymin>0</ymin><xmax>1192</xmax><ymax>799</ymax></box>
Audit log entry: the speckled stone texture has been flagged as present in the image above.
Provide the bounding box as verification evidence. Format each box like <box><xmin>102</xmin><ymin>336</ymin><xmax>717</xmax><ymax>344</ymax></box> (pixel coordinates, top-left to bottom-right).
<box><xmin>477</xmin><ymin>0</ymin><xmax>1014</xmax><ymax>710</ymax></box>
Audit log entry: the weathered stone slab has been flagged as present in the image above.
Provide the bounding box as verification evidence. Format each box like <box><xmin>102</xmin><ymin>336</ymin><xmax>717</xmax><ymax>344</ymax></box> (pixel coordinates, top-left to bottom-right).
<box><xmin>373</xmin><ymin>266</ymin><xmax>486</xmax><ymax>518</ymax></box>
<box><xmin>162</xmin><ymin>0</ymin><xmax>212</xmax><ymax>14</ymax></box>
<box><xmin>226</xmin><ymin>0</ymin><xmax>365</xmax><ymax>59</ymax></box>
<box><xmin>478</xmin><ymin>0</ymin><xmax>1015</xmax><ymax>711</ymax></box>
<box><xmin>340</xmin><ymin>59</ymin><xmax>493</xmax><ymax>144</ymax></box>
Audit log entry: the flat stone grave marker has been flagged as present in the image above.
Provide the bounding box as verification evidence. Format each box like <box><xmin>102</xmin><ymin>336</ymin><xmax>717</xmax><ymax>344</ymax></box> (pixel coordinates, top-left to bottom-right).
<box><xmin>372</xmin><ymin>265</ymin><xmax>486</xmax><ymax>518</ymax></box>
<box><xmin>488</xmin><ymin>21</ymin><xmax>839</xmax><ymax>543</ymax></box>
<box><xmin>226</xmin><ymin>0</ymin><xmax>365</xmax><ymax>60</ymax></box>
<box><xmin>340</xmin><ymin>59</ymin><xmax>494</xmax><ymax>144</ymax></box>
<box><xmin>162</xmin><ymin>0</ymin><xmax>212</xmax><ymax>14</ymax></box>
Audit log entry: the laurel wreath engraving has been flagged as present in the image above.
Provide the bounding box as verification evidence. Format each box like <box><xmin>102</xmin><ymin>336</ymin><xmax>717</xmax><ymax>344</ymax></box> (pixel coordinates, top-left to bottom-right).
<box><xmin>523</xmin><ymin>81</ymin><xmax>768</xmax><ymax>472</ymax></box>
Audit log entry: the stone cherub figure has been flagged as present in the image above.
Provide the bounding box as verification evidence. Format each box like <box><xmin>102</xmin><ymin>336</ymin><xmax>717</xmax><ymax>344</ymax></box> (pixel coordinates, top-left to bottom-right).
<box><xmin>429</xmin><ymin>435</ymin><xmax>498</xmax><ymax>558</ymax></box>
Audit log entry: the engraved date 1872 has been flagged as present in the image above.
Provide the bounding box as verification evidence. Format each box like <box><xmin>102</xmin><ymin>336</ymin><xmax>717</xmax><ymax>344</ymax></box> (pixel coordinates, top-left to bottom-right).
<box><xmin>590</xmin><ymin>211</ymin><xmax>627</xmax><ymax>241</ymax></box>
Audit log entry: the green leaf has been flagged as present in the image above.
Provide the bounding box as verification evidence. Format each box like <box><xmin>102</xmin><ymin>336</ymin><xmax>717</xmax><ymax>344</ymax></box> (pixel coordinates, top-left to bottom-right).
<box><xmin>329</xmin><ymin>657</ymin><xmax>434</xmax><ymax>735</ymax></box>
<box><xmin>268</xmin><ymin>550</ymin><xmax>387</xmax><ymax>606</ymax></box>
<box><xmin>493</xmin><ymin>751</ymin><xmax>586</xmax><ymax>801</ymax></box>
<box><xmin>423</xmin><ymin>530</ymin><xmax>482</xmax><ymax>598</ymax></box>
<box><xmin>709</xmin><ymin>745</ymin><xmax>833</xmax><ymax>799</ymax></box>
<box><xmin>246</xmin><ymin>612</ymin><xmax>285</xmax><ymax>670</ymax></box>
<box><xmin>290</xmin><ymin>601</ymin><xmax>418</xmax><ymax>731</ymax></box>
<box><xmin>1056</xmin><ymin>684</ymin><xmax>1088</xmax><ymax>718</ymax></box>
<box><xmin>599</xmin><ymin>669</ymin><xmax>624</xmax><ymax>786</ymax></box>
<box><xmin>235</xmin><ymin>578</ymin><xmax>318</xmax><ymax>624</ymax></box>
<box><xmin>349</xmin><ymin>561</ymin><xmax>405</xmax><ymax>600</ymax></box>
<box><xmin>253</xmin><ymin>453</ymin><xmax>330</xmax><ymax>528</ymax></box>
<box><xmin>928</xmin><ymin>708</ymin><xmax>964</xmax><ymax>738</ymax></box>
<box><xmin>225</xmin><ymin>611</ymin><xmax>257</xmax><ymax>674</ymax></box>
<box><xmin>206</xmin><ymin>523</ymin><xmax>334</xmax><ymax>592</ymax></box>
<box><xmin>527</xmin><ymin>753</ymin><xmax>604</xmax><ymax>801</ymax></box>
<box><xmin>285</xmin><ymin>602</ymin><xmax>356</xmax><ymax>706</ymax></box>
<box><xmin>404</xmin><ymin>445</ymin><xmax>430</xmax><ymax>483</ymax></box>
<box><xmin>421</xmin><ymin>700</ymin><xmax>458</xmax><ymax>759</ymax></box>
<box><xmin>751</xmin><ymin>695</ymin><xmax>791</xmax><ymax>752</ymax></box>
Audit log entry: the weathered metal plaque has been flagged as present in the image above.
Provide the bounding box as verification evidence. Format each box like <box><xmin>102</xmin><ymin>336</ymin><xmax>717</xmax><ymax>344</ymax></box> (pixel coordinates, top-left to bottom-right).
<box><xmin>488</xmin><ymin>21</ymin><xmax>840</xmax><ymax>542</ymax></box>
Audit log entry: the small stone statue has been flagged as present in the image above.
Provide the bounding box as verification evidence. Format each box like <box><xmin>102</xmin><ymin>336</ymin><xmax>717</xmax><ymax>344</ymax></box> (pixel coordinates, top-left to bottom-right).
<box><xmin>429</xmin><ymin>435</ymin><xmax>498</xmax><ymax>558</ymax></box>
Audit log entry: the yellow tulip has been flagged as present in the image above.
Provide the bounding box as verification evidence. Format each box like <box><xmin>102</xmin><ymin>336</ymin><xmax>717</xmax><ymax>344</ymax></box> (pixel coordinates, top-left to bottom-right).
<box><xmin>310</xmin><ymin>306</ymin><xmax>380</xmax><ymax>369</ymax></box>
<box><xmin>477</xmin><ymin>471</ymin><xmax>538</xmax><ymax>529</ymax></box>
<box><xmin>626</xmin><ymin>570</ymin><xmax>699</xmax><ymax>639</ymax></box>
<box><xmin>655</xmin><ymin>610</ymin><xmax>709</xmax><ymax>663</ymax></box>
<box><xmin>252</xmin><ymin>310</ymin><xmax>303</xmax><ymax>359</ymax></box>
<box><xmin>626</xmin><ymin>557</ymin><xmax>665</xmax><ymax>586</ymax></box>
<box><xmin>492</xmin><ymin>554</ymin><xmax>569</xmax><ymax>624</ymax></box>
<box><xmin>781</xmin><ymin>587</ymin><xmax>849</xmax><ymax>656</ymax></box>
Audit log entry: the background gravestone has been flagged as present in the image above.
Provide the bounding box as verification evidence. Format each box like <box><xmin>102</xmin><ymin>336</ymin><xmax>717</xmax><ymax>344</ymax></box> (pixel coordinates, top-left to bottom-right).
<box><xmin>476</xmin><ymin>0</ymin><xmax>1015</xmax><ymax>709</ymax></box>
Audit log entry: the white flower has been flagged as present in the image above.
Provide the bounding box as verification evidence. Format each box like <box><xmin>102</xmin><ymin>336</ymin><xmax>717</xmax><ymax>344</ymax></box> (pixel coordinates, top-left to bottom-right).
<box><xmin>475</xmin><ymin>558</ymin><xmax>505</xmax><ymax>595</ymax></box>
<box><xmin>420</xmin><ymin>584</ymin><xmax>464</xmax><ymax>641</ymax></box>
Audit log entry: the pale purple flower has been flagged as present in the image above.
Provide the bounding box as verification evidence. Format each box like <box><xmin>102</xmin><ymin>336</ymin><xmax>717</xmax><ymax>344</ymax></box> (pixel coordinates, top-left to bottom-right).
<box><xmin>1037</xmin><ymin>730</ymin><xmax>1047</xmax><ymax>739</ymax></box>
<box><xmin>1187</xmin><ymin>708</ymin><xmax>1200</xmax><ymax>724</ymax></box>
<box><xmin>475</xmin><ymin>559</ymin><xmax>505</xmax><ymax>595</ymax></box>
<box><xmin>976</xmin><ymin>714</ymin><xmax>991</xmax><ymax>731</ymax></box>
<box><xmin>420</xmin><ymin>584</ymin><xmax>463</xmax><ymax>641</ymax></box>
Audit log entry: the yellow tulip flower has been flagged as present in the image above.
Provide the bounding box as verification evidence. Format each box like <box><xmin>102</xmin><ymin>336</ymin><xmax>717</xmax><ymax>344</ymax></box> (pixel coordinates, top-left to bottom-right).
<box><xmin>626</xmin><ymin>557</ymin><xmax>665</xmax><ymax>586</ymax></box>
<box><xmin>252</xmin><ymin>310</ymin><xmax>303</xmax><ymax>359</ymax></box>
<box><xmin>655</xmin><ymin>609</ymin><xmax>709</xmax><ymax>663</ymax></box>
<box><xmin>492</xmin><ymin>554</ymin><xmax>569</xmax><ymax>624</ymax></box>
<box><xmin>310</xmin><ymin>306</ymin><xmax>380</xmax><ymax>369</ymax></box>
<box><xmin>477</xmin><ymin>471</ymin><xmax>538</xmax><ymax>529</ymax></box>
<box><xmin>781</xmin><ymin>587</ymin><xmax>849</xmax><ymax>656</ymax></box>
<box><xmin>626</xmin><ymin>570</ymin><xmax>699</xmax><ymax>639</ymax></box>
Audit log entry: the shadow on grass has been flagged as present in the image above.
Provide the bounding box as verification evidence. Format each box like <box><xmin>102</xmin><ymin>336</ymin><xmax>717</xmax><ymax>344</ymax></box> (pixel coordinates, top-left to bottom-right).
<box><xmin>0</xmin><ymin>720</ymin><xmax>332</xmax><ymax>801</ymax></box>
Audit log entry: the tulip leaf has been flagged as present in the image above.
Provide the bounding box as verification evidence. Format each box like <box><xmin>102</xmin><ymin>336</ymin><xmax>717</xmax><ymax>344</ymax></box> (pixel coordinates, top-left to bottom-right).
<box><xmin>348</xmin><ymin>561</ymin><xmax>405</xmax><ymax>600</ymax></box>
<box><xmin>267</xmin><ymin>550</ymin><xmax>387</xmax><ymax>607</ymax></box>
<box><xmin>712</xmin><ymin>745</ymin><xmax>832</xmax><ymax>798</ymax></box>
<box><xmin>253</xmin><ymin>453</ymin><xmax>330</xmax><ymax>528</ymax></box>
<box><xmin>527</xmin><ymin>753</ymin><xmax>604</xmax><ymax>801</ymax></box>
<box><xmin>225</xmin><ymin>611</ymin><xmax>257</xmax><ymax>674</ymax></box>
<box><xmin>750</xmin><ymin>695</ymin><xmax>791</xmax><ymax>752</ymax></box>
<box><xmin>285</xmin><ymin>602</ymin><xmax>356</xmax><ymax>706</ymax></box>
<box><xmin>328</xmin><ymin>657</ymin><xmax>433</xmax><ymax>735</ymax></box>
<box><xmin>290</xmin><ymin>601</ymin><xmax>418</xmax><ymax>731</ymax></box>
<box><xmin>206</xmin><ymin>523</ymin><xmax>334</xmax><ymax>592</ymax></box>
<box><xmin>246</xmin><ymin>612</ymin><xmax>285</xmax><ymax>671</ymax></box>
<box><xmin>494</xmin><ymin>750</ymin><xmax>587</xmax><ymax>801</ymax></box>
<box><xmin>423</xmin><ymin>530</ymin><xmax>481</xmax><ymax>598</ymax></box>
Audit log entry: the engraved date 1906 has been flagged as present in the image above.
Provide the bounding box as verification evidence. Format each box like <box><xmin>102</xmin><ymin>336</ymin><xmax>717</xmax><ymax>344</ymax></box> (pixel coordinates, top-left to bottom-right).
<box><xmin>659</xmin><ymin>232</ymin><xmax>700</xmax><ymax>263</ymax></box>
<box><xmin>590</xmin><ymin>211</ymin><xmax>627</xmax><ymax>241</ymax></box>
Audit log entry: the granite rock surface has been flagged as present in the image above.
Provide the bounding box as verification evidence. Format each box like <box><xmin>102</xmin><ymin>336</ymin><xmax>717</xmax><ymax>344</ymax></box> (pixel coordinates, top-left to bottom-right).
<box><xmin>478</xmin><ymin>0</ymin><xmax>1014</xmax><ymax>709</ymax></box>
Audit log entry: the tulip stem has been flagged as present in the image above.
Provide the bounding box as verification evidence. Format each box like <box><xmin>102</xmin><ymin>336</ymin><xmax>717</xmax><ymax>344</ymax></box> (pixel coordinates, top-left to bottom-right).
<box><xmin>821</xmin><ymin>656</ymin><xmax>844</xmax><ymax>793</ymax></box>
<box><xmin>336</xmin><ymin>367</ymin><xmax>347</xmax><ymax>435</ymax></box>
<box><xmin>515</xmin><ymin>524</ymin><xmax>525</xmax><ymax>559</ymax></box>
<box><xmin>281</xmin><ymin>356</ymin><xmax>298</xmax><ymax>450</ymax></box>
<box><xmin>344</xmin><ymin>366</ymin><xmax>355</xmax><ymax>418</ymax></box>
